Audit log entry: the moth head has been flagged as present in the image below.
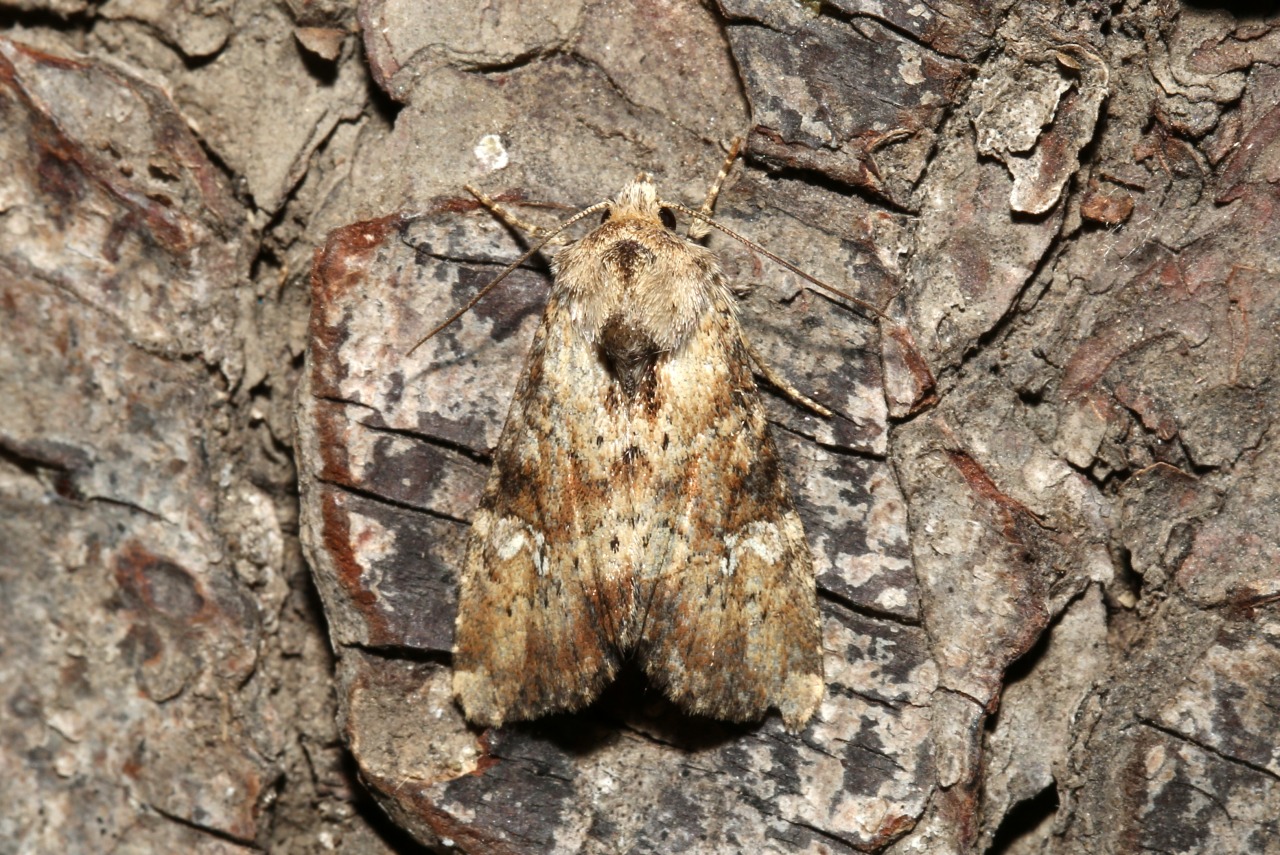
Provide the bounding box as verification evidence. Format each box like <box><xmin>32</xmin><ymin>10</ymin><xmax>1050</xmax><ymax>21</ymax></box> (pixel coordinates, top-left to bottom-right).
<box><xmin>607</xmin><ymin>174</ymin><xmax>676</xmax><ymax>230</ymax></box>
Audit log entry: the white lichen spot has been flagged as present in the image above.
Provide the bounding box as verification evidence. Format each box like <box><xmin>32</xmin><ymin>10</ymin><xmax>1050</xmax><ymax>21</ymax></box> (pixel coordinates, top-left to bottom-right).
<box><xmin>474</xmin><ymin>134</ymin><xmax>509</xmax><ymax>172</ymax></box>
<box><xmin>1144</xmin><ymin>743</ymin><xmax>1170</xmax><ymax>779</ymax></box>
<box><xmin>350</xmin><ymin>511</ymin><xmax>398</xmax><ymax>610</ymax></box>
<box><xmin>46</xmin><ymin>709</ymin><xmax>85</xmax><ymax>742</ymax></box>
<box><xmin>5</xmin><ymin>208</ymin><xmax>31</xmax><ymax>236</ymax></box>
<box><xmin>876</xmin><ymin>586</ymin><xmax>909</xmax><ymax>611</ymax></box>
<box><xmin>932</xmin><ymin>518</ymin><xmax>984</xmax><ymax>556</ymax></box>
<box><xmin>53</xmin><ymin>750</ymin><xmax>78</xmax><ymax>778</ymax></box>
<box><xmin>898</xmin><ymin>45</ymin><xmax>925</xmax><ymax>86</ymax></box>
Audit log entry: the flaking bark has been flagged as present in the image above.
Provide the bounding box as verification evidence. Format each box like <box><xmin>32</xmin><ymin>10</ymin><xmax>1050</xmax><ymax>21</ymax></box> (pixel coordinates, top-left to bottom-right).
<box><xmin>3</xmin><ymin>0</ymin><xmax>1279</xmax><ymax>853</ymax></box>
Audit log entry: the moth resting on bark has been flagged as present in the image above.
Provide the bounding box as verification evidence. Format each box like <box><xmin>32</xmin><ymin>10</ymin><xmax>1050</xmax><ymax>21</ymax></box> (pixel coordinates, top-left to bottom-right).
<box><xmin>446</xmin><ymin>164</ymin><xmax>826</xmax><ymax>732</ymax></box>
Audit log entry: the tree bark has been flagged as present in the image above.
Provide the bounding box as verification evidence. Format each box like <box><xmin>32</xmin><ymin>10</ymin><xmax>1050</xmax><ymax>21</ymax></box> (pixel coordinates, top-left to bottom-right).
<box><xmin>2</xmin><ymin>1</ymin><xmax>1278</xmax><ymax>853</ymax></box>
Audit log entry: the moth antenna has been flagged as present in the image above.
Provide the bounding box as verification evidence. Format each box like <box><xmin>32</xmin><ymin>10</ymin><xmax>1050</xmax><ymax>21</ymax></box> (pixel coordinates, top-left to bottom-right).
<box><xmin>406</xmin><ymin>198</ymin><xmax>611</xmax><ymax>356</ymax></box>
<box><xmin>741</xmin><ymin>338</ymin><xmax>833</xmax><ymax>418</ymax></box>
<box><xmin>663</xmin><ymin>202</ymin><xmax>891</xmax><ymax>324</ymax></box>
<box><xmin>465</xmin><ymin>184</ymin><xmax>563</xmax><ymax>240</ymax></box>
<box><xmin>688</xmin><ymin>137</ymin><xmax>744</xmax><ymax>241</ymax></box>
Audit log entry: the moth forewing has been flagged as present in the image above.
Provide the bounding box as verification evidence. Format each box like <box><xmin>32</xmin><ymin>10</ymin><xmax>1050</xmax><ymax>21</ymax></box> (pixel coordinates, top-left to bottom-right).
<box><xmin>450</xmin><ymin>170</ymin><xmax>824</xmax><ymax>731</ymax></box>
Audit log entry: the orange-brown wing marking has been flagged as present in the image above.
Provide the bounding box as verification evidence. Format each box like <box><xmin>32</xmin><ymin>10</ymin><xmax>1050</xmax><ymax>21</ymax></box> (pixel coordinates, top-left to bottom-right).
<box><xmin>631</xmin><ymin>305</ymin><xmax>823</xmax><ymax>730</ymax></box>
<box><xmin>452</xmin><ymin>295</ymin><xmax>633</xmax><ymax>726</ymax></box>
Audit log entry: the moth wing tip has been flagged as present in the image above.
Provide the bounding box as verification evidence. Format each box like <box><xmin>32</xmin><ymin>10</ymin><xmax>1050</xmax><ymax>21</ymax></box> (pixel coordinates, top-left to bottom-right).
<box><xmin>452</xmin><ymin>667</ymin><xmax>507</xmax><ymax>728</ymax></box>
<box><xmin>778</xmin><ymin>671</ymin><xmax>824</xmax><ymax>732</ymax></box>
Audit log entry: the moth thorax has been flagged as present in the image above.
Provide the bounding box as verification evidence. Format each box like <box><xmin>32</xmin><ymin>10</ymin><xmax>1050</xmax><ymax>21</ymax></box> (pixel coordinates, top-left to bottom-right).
<box><xmin>600</xmin><ymin>238</ymin><xmax>656</xmax><ymax>282</ymax></box>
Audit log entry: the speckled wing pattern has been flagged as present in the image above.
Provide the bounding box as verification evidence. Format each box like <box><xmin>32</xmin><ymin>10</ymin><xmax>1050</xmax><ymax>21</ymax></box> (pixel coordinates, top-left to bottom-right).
<box><xmin>451</xmin><ymin>175</ymin><xmax>823</xmax><ymax>731</ymax></box>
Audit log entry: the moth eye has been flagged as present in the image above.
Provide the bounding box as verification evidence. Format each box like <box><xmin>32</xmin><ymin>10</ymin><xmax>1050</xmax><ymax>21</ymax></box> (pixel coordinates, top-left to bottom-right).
<box><xmin>600</xmin><ymin>209</ymin><xmax>612</xmax><ymax>224</ymax></box>
<box><xmin>659</xmin><ymin>207</ymin><xmax>677</xmax><ymax>231</ymax></box>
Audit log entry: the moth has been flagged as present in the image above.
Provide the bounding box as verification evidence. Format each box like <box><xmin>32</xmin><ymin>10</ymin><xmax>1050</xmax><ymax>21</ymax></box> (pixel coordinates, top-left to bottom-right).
<box><xmin>425</xmin><ymin>148</ymin><xmax>865</xmax><ymax>732</ymax></box>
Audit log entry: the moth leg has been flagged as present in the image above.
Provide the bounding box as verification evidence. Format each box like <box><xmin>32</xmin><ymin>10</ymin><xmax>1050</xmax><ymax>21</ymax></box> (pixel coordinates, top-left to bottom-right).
<box><xmin>687</xmin><ymin>137</ymin><xmax>743</xmax><ymax>241</ymax></box>
<box><xmin>743</xmin><ymin>337</ymin><xmax>834</xmax><ymax>418</ymax></box>
<box><xmin>464</xmin><ymin>184</ymin><xmax>572</xmax><ymax>247</ymax></box>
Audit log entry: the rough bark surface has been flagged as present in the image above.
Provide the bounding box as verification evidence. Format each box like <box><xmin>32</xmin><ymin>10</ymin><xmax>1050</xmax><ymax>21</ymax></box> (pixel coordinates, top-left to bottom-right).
<box><xmin>2</xmin><ymin>1</ymin><xmax>1278</xmax><ymax>853</ymax></box>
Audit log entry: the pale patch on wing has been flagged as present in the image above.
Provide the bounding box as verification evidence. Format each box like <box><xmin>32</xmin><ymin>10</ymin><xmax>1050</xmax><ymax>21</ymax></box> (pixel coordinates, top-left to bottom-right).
<box><xmin>721</xmin><ymin>521</ymin><xmax>785</xmax><ymax>578</ymax></box>
<box><xmin>634</xmin><ymin>308</ymin><xmax>823</xmax><ymax>731</ymax></box>
<box><xmin>494</xmin><ymin>521</ymin><xmax>528</xmax><ymax>561</ymax></box>
<box><xmin>452</xmin><ymin>296</ymin><xmax>622</xmax><ymax>726</ymax></box>
<box><xmin>493</xmin><ymin>517</ymin><xmax>547</xmax><ymax>576</ymax></box>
